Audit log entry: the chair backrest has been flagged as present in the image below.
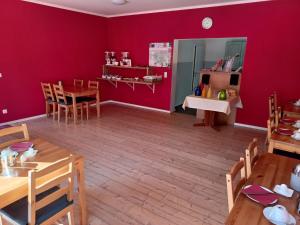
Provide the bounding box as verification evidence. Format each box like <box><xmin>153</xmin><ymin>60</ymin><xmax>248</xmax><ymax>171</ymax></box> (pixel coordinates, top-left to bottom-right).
<box><xmin>41</xmin><ymin>83</ymin><xmax>56</xmax><ymax>102</ymax></box>
<box><xmin>268</xmin><ymin>92</ymin><xmax>278</xmax><ymax>118</ymax></box>
<box><xmin>267</xmin><ymin>116</ymin><xmax>276</xmax><ymax>143</ymax></box>
<box><xmin>226</xmin><ymin>158</ymin><xmax>246</xmax><ymax>212</ymax></box>
<box><xmin>0</xmin><ymin>124</ymin><xmax>30</xmax><ymax>149</ymax></box>
<box><xmin>74</xmin><ymin>79</ymin><xmax>83</xmax><ymax>87</ymax></box>
<box><xmin>28</xmin><ymin>155</ymin><xmax>74</xmax><ymax>225</ymax></box>
<box><xmin>53</xmin><ymin>84</ymin><xmax>67</xmax><ymax>105</ymax></box>
<box><xmin>245</xmin><ymin>138</ymin><xmax>259</xmax><ymax>178</ymax></box>
<box><xmin>88</xmin><ymin>80</ymin><xmax>99</xmax><ymax>89</ymax></box>
<box><xmin>274</xmin><ymin>106</ymin><xmax>282</xmax><ymax>127</ymax></box>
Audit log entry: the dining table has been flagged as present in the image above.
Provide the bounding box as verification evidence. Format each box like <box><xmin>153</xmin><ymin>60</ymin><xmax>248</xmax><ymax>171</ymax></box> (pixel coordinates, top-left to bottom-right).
<box><xmin>268</xmin><ymin>125</ymin><xmax>300</xmax><ymax>154</ymax></box>
<box><xmin>225</xmin><ymin>153</ymin><xmax>300</xmax><ymax>225</ymax></box>
<box><xmin>284</xmin><ymin>102</ymin><xmax>300</xmax><ymax>118</ymax></box>
<box><xmin>64</xmin><ymin>86</ymin><xmax>100</xmax><ymax>123</ymax></box>
<box><xmin>0</xmin><ymin>138</ymin><xmax>87</xmax><ymax>225</ymax></box>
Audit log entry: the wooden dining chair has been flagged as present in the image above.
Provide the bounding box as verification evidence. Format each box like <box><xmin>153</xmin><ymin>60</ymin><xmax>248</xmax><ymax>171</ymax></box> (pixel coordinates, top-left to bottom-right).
<box><xmin>267</xmin><ymin>115</ymin><xmax>276</xmax><ymax>145</ymax></box>
<box><xmin>268</xmin><ymin>92</ymin><xmax>278</xmax><ymax>118</ymax></box>
<box><xmin>74</xmin><ymin>79</ymin><xmax>83</xmax><ymax>87</ymax></box>
<box><xmin>0</xmin><ymin>155</ymin><xmax>75</xmax><ymax>225</ymax></box>
<box><xmin>53</xmin><ymin>84</ymin><xmax>83</xmax><ymax>123</ymax></box>
<box><xmin>226</xmin><ymin>158</ymin><xmax>246</xmax><ymax>212</ymax></box>
<box><xmin>41</xmin><ymin>82</ymin><xmax>57</xmax><ymax>120</ymax></box>
<box><xmin>245</xmin><ymin>138</ymin><xmax>259</xmax><ymax>178</ymax></box>
<box><xmin>0</xmin><ymin>124</ymin><xmax>29</xmax><ymax>149</ymax></box>
<box><xmin>82</xmin><ymin>80</ymin><xmax>99</xmax><ymax>120</ymax></box>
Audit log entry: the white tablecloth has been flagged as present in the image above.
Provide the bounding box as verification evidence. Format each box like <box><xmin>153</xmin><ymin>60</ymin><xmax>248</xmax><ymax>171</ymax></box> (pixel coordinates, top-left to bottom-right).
<box><xmin>182</xmin><ymin>95</ymin><xmax>243</xmax><ymax>115</ymax></box>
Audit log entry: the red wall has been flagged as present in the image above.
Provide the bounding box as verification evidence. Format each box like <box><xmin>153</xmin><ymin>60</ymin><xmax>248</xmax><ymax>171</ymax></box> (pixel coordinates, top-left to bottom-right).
<box><xmin>106</xmin><ymin>0</ymin><xmax>300</xmax><ymax>127</ymax></box>
<box><xmin>0</xmin><ymin>0</ymin><xmax>107</xmax><ymax>123</ymax></box>
<box><xmin>1</xmin><ymin>0</ymin><xmax>300</xmax><ymax>127</ymax></box>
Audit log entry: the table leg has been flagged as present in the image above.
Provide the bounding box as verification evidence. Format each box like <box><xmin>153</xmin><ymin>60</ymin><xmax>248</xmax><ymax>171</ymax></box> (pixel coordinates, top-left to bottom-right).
<box><xmin>268</xmin><ymin>141</ymin><xmax>274</xmax><ymax>153</ymax></box>
<box><xmin>72</xmin><ymin>94</ymin><xmax>77</xmax><ymax>124</ymax></box>
<box><xmin>75</xmin><ymin>159</ymin><xmax>87</xmax><ymax>225</ymax></box>
<box><xmin>96</xmin><ymin>90</ymin><xmax>100</xmax><ymax>118</ymax></box>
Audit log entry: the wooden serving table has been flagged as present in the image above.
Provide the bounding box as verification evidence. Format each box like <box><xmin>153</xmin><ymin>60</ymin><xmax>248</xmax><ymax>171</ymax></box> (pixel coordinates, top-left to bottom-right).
<box><xmin>182</xmin><ymin>95</ymin><xmax>242</xmax><ymax>128</ymax></box>
<box><xmin>225</xmin><ymin>153</ymin><xmax>300</xmax><ymax>225</ymax></box>
<box><xmin>0</xmin><ymin>138</ymin><xmax>87</xmax><ymax>225</ymax></box>
<box><xmin>284</xmin><ymin>102</ymin><xmax>300</xmax><ymax>118</ymax></box>
<box><xmin>64</xmin><ymin>86</ymin><xmax>100</xmax><ymax>123</ymax></box>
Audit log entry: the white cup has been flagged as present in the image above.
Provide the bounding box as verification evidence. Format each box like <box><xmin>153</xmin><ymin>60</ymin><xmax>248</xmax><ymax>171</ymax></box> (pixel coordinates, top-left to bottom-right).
<box><xmin>268</xmin><ymin>205</ymin><xmax>290</xmax><ymax>223</ymax></box>
<box><xmin>290</xmin><ymin>172</ymin><xmax>300</xmax><ymax>192</ymax></box>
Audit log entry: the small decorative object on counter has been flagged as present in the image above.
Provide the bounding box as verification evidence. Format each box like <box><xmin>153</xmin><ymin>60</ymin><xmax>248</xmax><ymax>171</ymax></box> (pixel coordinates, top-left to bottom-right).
<box><xmin>143</xmin><ymin>75</ymin><xmax>162</xmax><ymax>82</ymax></box>
<box><xmin>218</xmin><ymin>89</ymin><xmax>227</xmax><ymax>100</ymax></box>
<box><xmin>120</xmin><ymin>52</ymin><xmax>131</xmax><ymax>66</ymax></box>
<box><xmin>227</xmin><ymin>88</ymin><xmax>237</xmax><ymax>97</ymax></box>
<box><xmin>211</xmin><ymin>59</ymin><xmax>224</xmax><ymax>71</ymax></box>
<box><xmin>105</xmin><ymin>51</ymin><xmax>111</xmax><ymax>65</ymax></box>
<box><xmin>207</xmin><ymin>86</ymin><xmax>212</xmax><ymax>98</ymax></box>
<box><xmin>194</xmin><ymin>86</ymin><xmax>201</xmax><ymax>96</ymax></box>
<box><xmin>201</xmin><ymin>85</ymin><xmax>207</xmax><ymax>97</ymax></box>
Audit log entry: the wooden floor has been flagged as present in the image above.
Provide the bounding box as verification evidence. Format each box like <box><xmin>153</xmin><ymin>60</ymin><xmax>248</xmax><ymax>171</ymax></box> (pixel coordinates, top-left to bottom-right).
<box><xmin>25</xmin><ymin>104</ymin><xmax>266</xmax><ymax>225</ymax></box>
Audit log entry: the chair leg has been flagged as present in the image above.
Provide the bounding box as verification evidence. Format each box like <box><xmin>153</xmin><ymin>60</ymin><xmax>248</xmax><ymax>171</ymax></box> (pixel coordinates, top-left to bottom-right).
<box><xmin>53</xmin><ymin>103</ymin><xmax>56</xmax><ymax>120</ymax></box>
<box><xmin>0</xmin><ymin>216</ymin><xmax>6</xmax><ymax>225</ymax></box>
<box><xmin>58</xmin><ymin>106</ymin><xmax>61</xmax><ymax>123</ymax></box>
<box><xmin>65</xmin><ymin>108</ymin><xmax>69</xmax><ymax>124</ymax></box>
<box><xmin>46</xmin><ymin>102</ymin><xmax>50</xmax><ymax>117</ymax></box>
<box><xmin>86</xmin><ymin>103</ymin><xmax>89</xmax><ymax>120</ymax></box>
<box><xmin>67</xmin><ymin>207</ymin><xmax>75</xmax><ymax>225</ymax></box>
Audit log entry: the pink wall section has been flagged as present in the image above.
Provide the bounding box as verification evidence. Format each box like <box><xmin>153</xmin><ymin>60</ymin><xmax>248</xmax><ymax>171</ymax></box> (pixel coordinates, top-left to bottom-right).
<box><xmin>0</xmin><ymin>0</ymin><xmax>107</xmax><ymax>123</ymax></box>
<box><xmin>1</xmin><ymin>0</ymin><xmax>300</xmax><ymax>127</ymax></box>
<box><xmin>106</xmin><ymin>0</ymin><xmax>300</xmax><ymax>127</ymax></box>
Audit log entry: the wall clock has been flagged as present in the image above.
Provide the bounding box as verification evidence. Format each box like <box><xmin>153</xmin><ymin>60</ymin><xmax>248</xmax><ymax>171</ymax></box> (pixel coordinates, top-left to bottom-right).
<box><xmin>202</xmin><ymin>17</ymin><xmax>213</xmax><ymax>29</ymax></box>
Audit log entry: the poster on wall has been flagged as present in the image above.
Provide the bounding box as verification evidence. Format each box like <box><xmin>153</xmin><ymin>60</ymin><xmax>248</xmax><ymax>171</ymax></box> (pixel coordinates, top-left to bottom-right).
<box><xmin>149</xmin><ymin>42</ymin><xmax>172</xmax><ymax>67</ymax></box>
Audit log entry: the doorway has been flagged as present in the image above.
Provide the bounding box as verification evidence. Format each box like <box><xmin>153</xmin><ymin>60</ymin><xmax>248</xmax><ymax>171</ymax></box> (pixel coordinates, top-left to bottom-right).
<box><xmin>170</xmin><ymin>37</ymin><xmax>247</xmax><ymax>113</ymax></box>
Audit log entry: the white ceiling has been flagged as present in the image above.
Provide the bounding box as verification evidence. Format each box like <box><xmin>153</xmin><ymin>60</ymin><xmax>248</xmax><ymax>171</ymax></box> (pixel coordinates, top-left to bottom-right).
<box><xmin>24</xmin><ymin>0</ymin><xmax>270</xmax><ymax>17</ymax></box>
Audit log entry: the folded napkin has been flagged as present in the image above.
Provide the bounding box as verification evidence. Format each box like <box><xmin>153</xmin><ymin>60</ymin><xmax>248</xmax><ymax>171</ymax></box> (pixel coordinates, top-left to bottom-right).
<box><xmin>281</xmin><ymin>118</ymin><xmax>296</xmax><ymax>124</ymax></box>
<box><xmin>10</xmin><ymin>142</ymin><xmax>33</xmax><ymax>152</ymax></box>
<box><xmin>242</xmin><ymin>184</ymin><xmax>278</xmax><ymax>206</ymax></box>
<box><xmin>277</xmin><ymin>128</ymin><xmax>294</xmax><ymax>136</ymax></box>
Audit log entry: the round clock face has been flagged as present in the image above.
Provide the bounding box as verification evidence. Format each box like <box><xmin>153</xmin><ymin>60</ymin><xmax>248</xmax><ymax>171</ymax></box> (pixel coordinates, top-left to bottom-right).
<box><xmin>202</xmin><ymin>17</ymin><xmax>213</xmax><ymax>29</ymax></box>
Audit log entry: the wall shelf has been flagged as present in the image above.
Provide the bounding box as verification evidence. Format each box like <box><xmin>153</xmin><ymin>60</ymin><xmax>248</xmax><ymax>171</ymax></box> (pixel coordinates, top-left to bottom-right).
<box><xmin>98</xmin><ymin>78</ymin><xmax>160</xmax><ymax>94</ymax></box>
<box><xmin>103</xmin><ymin>64</ymin><xmax>152</xmax><ymax>75</ymax></box>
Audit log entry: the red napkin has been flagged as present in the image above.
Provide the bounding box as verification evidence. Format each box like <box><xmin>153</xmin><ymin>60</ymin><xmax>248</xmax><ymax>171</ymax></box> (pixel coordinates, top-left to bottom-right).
<box><xmin>281</xmin><ymin>118</ymin><xmax>296</xmax><ymax>124</ymax></box>
<box><xmin>10</xmin><ymin>142</ymin><xmax>33</xmax><ymax>152</ymax></box>
<box><xmin>277</xmin><ymin>128</ymin><xmax>294</xmax><ymax>136</ymax></box>
<box><xmin>242</xmin><ymin>184</ymin><xmax>278</xmax><ymax>206</ymax></box>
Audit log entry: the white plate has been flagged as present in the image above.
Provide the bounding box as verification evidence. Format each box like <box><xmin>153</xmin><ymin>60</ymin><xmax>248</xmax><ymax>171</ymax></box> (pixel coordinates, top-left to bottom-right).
<box><xmin>244</xmin><ymin>185</ymin><xmax>278</xmax><ymax>205</ymax></box>
<box><xmin>273</xmin><ymin>185</ymin><xmax>294</xmax><ymax>198</ymax></box>
<box><xmin>291</xmin><ymin>134</ymin><xmax>300</xmax><ymax>141</ymax></box>
<box><xmin>263</xmin><ymin>207</ymin><xmax>296</xmax><ymax>225</ymax></box>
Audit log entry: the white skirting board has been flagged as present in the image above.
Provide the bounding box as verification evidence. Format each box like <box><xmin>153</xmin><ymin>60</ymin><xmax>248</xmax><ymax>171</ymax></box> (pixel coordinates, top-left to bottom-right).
<box><xmin>1</xmin><ymin>100</ymin><xmax>266</xmax><ymax>131</ymax></box>
<box><xmin>0</xmin><ymin>114</ymin><xmax>47</xmax><ymax>126</ymax></box>
<box><xmin>103</xmin><ymin>100</ymin><xmax>171</xmax><ymax>113</ymax></box>
<box><xmin>234</xmin><ymin>122</ymin><xmax>267</xmax><ymax>131</ymax></box>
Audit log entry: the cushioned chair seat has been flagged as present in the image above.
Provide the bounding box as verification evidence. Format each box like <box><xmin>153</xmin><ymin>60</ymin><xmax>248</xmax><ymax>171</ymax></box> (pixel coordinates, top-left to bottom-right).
<box><xmin>77</xmin><ymin>97</ymin><xmax>96</xmax><ymax>102</ymax></box>
<box><xmin>57</xmin><ymin>96</ymin><xmax>73</xmax><ymax>106</ymax></box>
<box><xmin>0</xmin><ymin>187</ymin><xmax>73</xmax><ymax>225</ymax></box>
<box><xmin>46</xmin><ymin>98</ymin><xmax>56</xmax><ymax>103</ymax></box>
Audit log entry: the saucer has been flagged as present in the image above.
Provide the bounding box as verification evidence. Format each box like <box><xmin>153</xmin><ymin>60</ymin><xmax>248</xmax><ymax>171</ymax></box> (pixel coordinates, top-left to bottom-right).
<box><xmin>273</xmin><ymin>185</ymin><xmax>294</xmax><ymax>198</ymax></box>
<box><xmin>263</xmin><ymin>207</ymin><xmax>296</xmax><ymax>225</ymax></box>
<box><xmin>291</xmin><ymin>134</ymin><xmax>300</xmax><ymax>141</ymax></box>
